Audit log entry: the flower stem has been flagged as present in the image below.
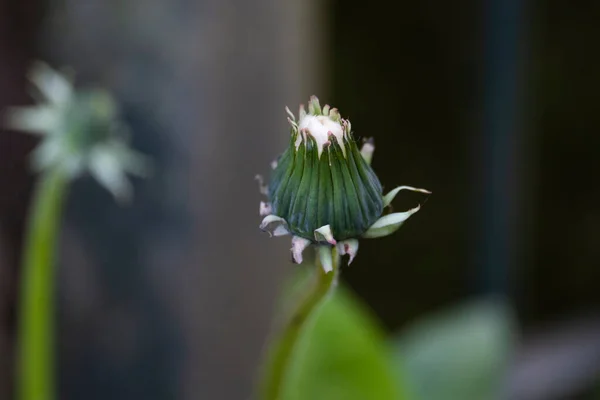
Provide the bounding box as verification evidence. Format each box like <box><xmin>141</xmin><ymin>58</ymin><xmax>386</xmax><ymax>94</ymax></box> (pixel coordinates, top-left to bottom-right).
<box><xmin>17</xmin><ymin>167</ymin><xmax>69</xmax><ymax>400</ymax></box>
<box><xmin>260</xmin><ymin>247</ymin><xmax>340</xmax><ymax>400</ymax></box>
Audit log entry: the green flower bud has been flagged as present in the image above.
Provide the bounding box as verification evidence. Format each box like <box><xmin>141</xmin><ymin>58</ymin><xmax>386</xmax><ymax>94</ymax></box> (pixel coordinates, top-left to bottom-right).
<box><xmin>258</xmin><ymin>96</ymin><xmax>430</xmax><ymax>270</ymax></box>
<box><xmin>270</xmin><ymin>97</ymin><xmax>383</xmax><ymax>242</ymax></box>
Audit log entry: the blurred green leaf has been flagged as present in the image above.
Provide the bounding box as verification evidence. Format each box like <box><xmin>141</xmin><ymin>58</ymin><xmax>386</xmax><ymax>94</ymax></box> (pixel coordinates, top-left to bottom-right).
<box><xmin>391</xmin><ymin>297</ymin><xmax>515</xmax><ymax>400</ymax></box>
<box><xmin>280</xmin><ymin>287</ymin><xmax>408</xmax><ymax>400</ymax></box>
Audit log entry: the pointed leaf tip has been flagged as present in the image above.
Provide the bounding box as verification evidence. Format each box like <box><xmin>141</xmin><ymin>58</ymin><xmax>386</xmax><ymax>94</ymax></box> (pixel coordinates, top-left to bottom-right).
<box><xmin>362</xmin><ymin>205</ymin><xmax>421</xmax><ymax>239</ymax></box>
<box><xmin>314</xmin><ymin>224</ymin><xmax>337</xmax><ymax>245</ymax></box>
<box><xmin>285</xmin><ymin>106</ymin><xmax>296</xmax><ymax>121</ymax></box>
<box><xmin>383</xmin><ymin>186</ymin><xmax>431</xmax><ymax>208</ymax></box>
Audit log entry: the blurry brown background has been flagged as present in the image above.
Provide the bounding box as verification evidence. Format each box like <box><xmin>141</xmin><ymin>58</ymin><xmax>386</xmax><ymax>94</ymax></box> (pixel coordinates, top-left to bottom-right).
<box><xmin>1</xmin><ymin>0</ymin><xmax>599</xmax><ymax>399</ymax></box>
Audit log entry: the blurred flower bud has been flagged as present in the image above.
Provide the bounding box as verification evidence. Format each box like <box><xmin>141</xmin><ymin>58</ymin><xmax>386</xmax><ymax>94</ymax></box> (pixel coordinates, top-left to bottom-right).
<box><xmin>4</xmin><ymin>62</ymin><xmax>149</xmax><ymax>203</ymax></box>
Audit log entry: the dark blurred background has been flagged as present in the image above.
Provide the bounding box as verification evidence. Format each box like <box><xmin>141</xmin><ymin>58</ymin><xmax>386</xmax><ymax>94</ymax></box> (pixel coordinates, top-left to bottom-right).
<box><xmin>1</xmin><ymin>0</ymin><xmax>599</xmax><ymax>399</ymax></box>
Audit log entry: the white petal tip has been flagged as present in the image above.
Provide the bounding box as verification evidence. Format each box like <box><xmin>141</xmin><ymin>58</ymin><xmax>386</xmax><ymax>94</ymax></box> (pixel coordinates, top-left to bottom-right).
<box><xmin>259</xmin><ymin>201</ymin><xmax>272</xmax><ymax>216</ymax></box>
<box><xmin>337</xmin><ymin>239</ymin><xmax>359</xmax><ymax>265</ymax></box>
<box><xmin>260</xmin><ymin>215</ymin><xmax>289</xmax><ymax>237</ymax></box>
<box><xmin>318</xmin><ymin>246</ymin><xmax>333</xmax><ymax>273</ymax></box>
<box><xmin>314</xmin><ymin>225</ymin><xmax>337</xmax><ymax>245</ymax></box>
<box><xmin>410</xmin><ymin>188</ymin><xmax>431</xmax><ymax>194</ymax></box>
<box><xmin>291</xmin><ymin>236</ymin><xmax>312</xmax><ymax>264</ymax></box>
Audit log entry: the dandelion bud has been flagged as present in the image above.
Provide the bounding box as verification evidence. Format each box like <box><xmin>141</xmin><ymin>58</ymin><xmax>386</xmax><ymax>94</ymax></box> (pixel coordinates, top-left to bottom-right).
<box><xmin>258</xmin><ymin>96</ymin><xmax>430</xmax><ymax>270</ymax></box>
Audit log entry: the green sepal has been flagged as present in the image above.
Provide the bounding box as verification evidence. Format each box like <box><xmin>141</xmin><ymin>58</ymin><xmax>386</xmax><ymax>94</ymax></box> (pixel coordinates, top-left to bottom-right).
<box><xmin>268</xmin><ymin>131</ymin><xmax>384</xmax><ymax>243</ymax></box>
<box><xmin>329</xmin><ymin>141</ymin><xmax>350</xmax><ymax>239</ymax></box>
<box><xmin>305</xmin><ymin>139</ymin><xmax>321</xmax><ymax>235</ymax></box>
<box><xmin>288</xmin><ymin>137</ymin><xmax>317</xmax><ymax>235</ymax></box>
<box><xmin>347</xmin><ymin>139</ymin><xmax>384</xmax><ymax>228</ymax></box>
<box><xmin>316</xmin><ymin>144</ymin><xmax>334</xmax><ymax>241</ymax></box>
<box><xmin>279</xmin><ymin>141</ymin><xmax>306</xmax><ymax>220</ymax></box>
<box><xmin>335</xmin><ymin>141</ymin><xmax>366</xmax><ymax>237</ymax></box>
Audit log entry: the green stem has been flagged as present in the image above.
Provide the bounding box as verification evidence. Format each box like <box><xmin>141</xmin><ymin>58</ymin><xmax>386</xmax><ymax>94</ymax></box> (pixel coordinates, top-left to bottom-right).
<box><xmin>17</xmin><ymin>167</ymin><xmax>69</xmax><ymax>400</ymax></box>
<box><xmin>260</xmin><ymin>247</ymin><xmax>340</xmax><ymax>400</ymax></box>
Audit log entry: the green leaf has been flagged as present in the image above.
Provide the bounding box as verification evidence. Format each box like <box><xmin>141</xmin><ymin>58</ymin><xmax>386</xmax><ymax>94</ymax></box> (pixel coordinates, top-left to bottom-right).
<box><xmin>280</xmin><ymin>287</ymin><xmax>408</xmax><ymax>400</ymax></box>
<box><xmin>391</xmin><ymin>297</ymin><xmax>516</xmax><ymax>400</ymax></box>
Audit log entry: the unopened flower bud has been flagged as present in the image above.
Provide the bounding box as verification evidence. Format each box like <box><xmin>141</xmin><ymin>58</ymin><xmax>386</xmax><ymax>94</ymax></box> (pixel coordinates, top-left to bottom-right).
<box><xmin>258</xmin><ymin>96</ymin><xmax>430</xmax><ymax>270</ymax></box>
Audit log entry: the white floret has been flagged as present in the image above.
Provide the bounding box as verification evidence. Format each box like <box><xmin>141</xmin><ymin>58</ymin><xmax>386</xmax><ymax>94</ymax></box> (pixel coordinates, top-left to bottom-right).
<box><xmin>296</xmin><ymin>115</ymin><xmax>345</xmax><ymax>158</ymax></box>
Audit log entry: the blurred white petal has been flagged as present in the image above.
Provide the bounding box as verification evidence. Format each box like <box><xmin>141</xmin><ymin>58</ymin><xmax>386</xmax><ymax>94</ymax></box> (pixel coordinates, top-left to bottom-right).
<box><xmin>5</xmin><ymin>106</ymin><xmax>60</xmax><ymax>134</ymax></box>
<box><xmin>30</xmin><ymin>139</ymin><xmax>63</xmax><ymax>170</ymax></box>
<box><xmin>29</xmin><ymin>62</ymin><xmax>73</xmax><ymax>105</ymax></box>
<box><xmin>89</xmin><ymin>148</ymin><xmax>133</xmax><ymax>203</ymax></box>
<box><xmin>63</xmin><ymin>154</ymin><xmax>86</xmax><ymax>178</ymax></box>
<box><xmin>107</xmin><ymin>141</ymin><xmax>151</xmax><ymax>178</ymax></box>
